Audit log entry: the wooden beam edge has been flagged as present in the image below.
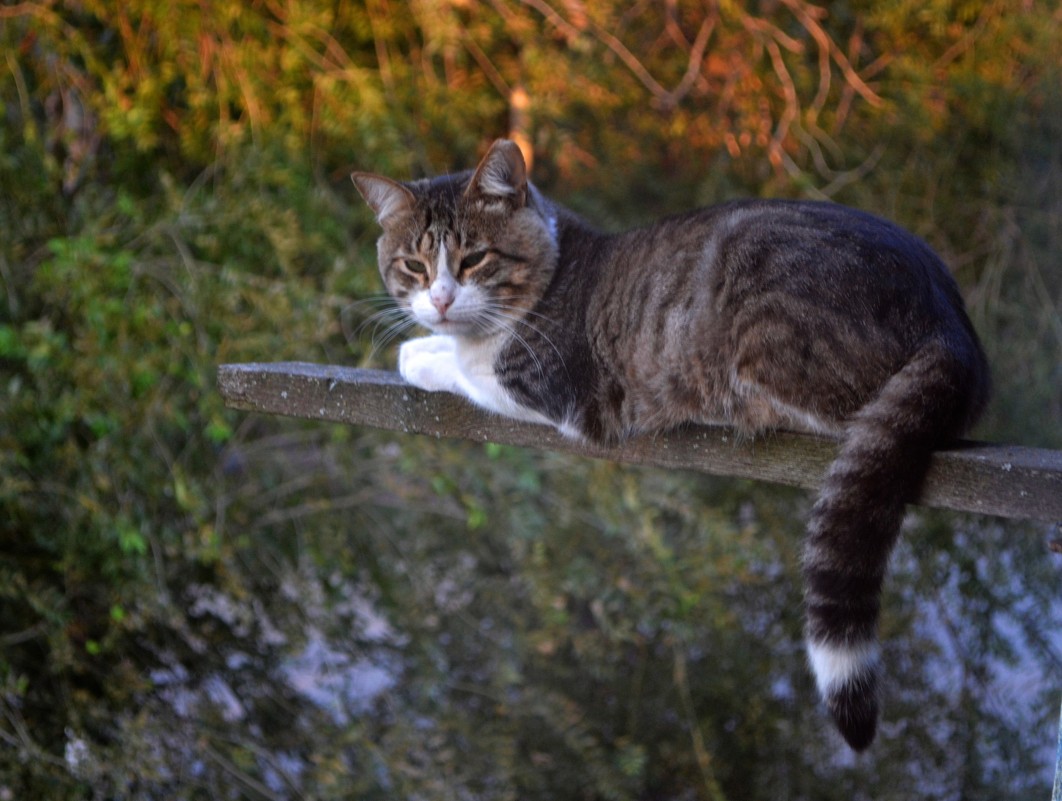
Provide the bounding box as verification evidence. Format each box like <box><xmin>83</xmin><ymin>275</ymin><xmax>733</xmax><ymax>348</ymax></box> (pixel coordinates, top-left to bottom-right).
<box><xmin>217</xmin><ymin>362</ymin><xmax>1062</xmax><ymax>524</ymax></box>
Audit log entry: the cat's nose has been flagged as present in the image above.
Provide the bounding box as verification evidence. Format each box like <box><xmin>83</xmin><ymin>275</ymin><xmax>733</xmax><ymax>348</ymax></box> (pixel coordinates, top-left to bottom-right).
<box><xmin>430</xmin><ymin>273</ymin><xmax>457</xmax><ymax>317</ymax></box>
<box><xmin>430</xmin><ymin>287</ymin><xmax>455</xmax><ymax>316</ymax></box>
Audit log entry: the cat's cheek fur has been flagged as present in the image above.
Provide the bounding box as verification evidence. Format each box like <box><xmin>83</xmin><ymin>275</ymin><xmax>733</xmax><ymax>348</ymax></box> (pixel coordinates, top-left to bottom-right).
<box><xmin>409</xmin><ymin>290</ymin><xmax>444</xmax><ymax>329</ymax></box>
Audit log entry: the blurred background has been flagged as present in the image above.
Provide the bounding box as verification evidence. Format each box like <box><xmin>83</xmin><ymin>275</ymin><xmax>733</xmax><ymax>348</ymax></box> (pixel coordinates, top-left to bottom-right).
<box><xmin>2</xmin><ymin>1</ymin><xmax>1060</xmax><ymax>798</ymax></box>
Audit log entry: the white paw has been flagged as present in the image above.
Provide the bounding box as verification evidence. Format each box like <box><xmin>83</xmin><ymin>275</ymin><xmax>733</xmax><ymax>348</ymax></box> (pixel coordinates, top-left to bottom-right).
<box><xmin>399</xmin><ymin>336</ymin><xmax>461</xmax><ymax>393</ymax></box>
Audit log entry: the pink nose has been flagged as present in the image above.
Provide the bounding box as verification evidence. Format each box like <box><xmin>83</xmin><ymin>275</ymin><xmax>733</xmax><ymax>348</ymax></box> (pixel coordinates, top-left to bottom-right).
<box><xmin>429</xmin><ymin>274</ymin><xmax>457</xmax><ymax>317</ymax></box>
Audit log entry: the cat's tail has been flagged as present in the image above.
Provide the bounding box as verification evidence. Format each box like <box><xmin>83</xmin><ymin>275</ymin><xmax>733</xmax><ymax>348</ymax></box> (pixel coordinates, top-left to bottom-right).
<box><xmin>802</xmin><ymin>332</ymin><xmax>988</xmax><ymax>751</ymax></box>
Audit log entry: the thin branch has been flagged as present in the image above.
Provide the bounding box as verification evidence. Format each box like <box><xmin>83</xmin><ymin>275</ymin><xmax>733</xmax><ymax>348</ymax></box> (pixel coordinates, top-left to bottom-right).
<box><xmin>204</xmin><ymin>743</ymin><xmax>285</xmax><ymax>801</ymax></box>
<box><xmin>933</xmin><ymin>0</ymin><xmax>1002</xmax><ymax>71</ymax></box>
<box><xmin>210</xmin><ymin>734</ymin><xmax>309</xmax><ymax>799</ymax></box>
<box><xmin>461</xmin><ymin>35</ymin><xmax>511</xmax><ymax>97</ymax></box>
<box><xmin>0</xmin><ymin>624</ymin><xmax>47</xmax><ymax>647</ymax></box>
<box><xmin>365</xmin><ymin>0</ymin><xmax>396</xmax><ymax>93</ymax></box>
<box><xmin>807</xmin><ymin>18</ymin><xmax>832</xmax><ymax>124</ymax></box>
<box><xmin>662</xmin><ymin>13</ymin><xmax>717</xmax><ymax>109</ymax></box>
<box><xmin>518</xmin><ymin>0</ymin><xmax>719</xmax><ymax>110</ymax></box>
<box><xmin>0</xmin><ymin>2</ymin><xmax>52</xmax><ymax>19</ymax></box>
<box><xmin>251</xmin><ymin>488</ymin><xmax>464</xmax><ymax>530</ymax></box>
<box><xmin>674</xmin><ymin>648</ymin><xmax>729</xmax><ymax>801</ymax></box>
<box><xmin>0</xmin><ymin>697</ymin><xmax>66</xmax><ymax>769</ymax></box>
<box><xmin>739</xmin><ymin>13</ymin><xmax>805</xmax><ymax>54</ymax></box>
<box><xmin>515</xmin><ymin>0</ymin><xmax>583</xmax><ymax>41</ymax></box>
<box><xmin>777</xmin><ymin>142</ymin><xmax>885</xmax><ymax>199</ymax></box>
<box><xmin>664</xmin><ymin>0</ymin><xmax>692</xmax><ymax>50</ymax></box>
<box><xmin>778</xmin><ymin>0</ymin><xmax>883</xmax><ymax>108</ymax></box>
<box><xmin>817</xmin><ymin>143</ymin><xmax>886</xmax><ymax>196</ymax></box>
<box><xmin>764</xmin><ymin>39</ymin><xmax>799</xmax><ymax>171</ymax></box>
<box><xmin>794</xmin><ymin>123</ymin><xmax>846</xmax><ymax>178</ymax></box>
<box><xmin>586</xmin><ymin>17</ymin><xmax>670</xmax><ymax>99</ymax></box>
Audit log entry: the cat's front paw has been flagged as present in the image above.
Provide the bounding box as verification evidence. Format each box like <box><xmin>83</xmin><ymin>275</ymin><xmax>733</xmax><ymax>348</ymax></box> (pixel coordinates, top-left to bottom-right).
<box><xmin>399</xmin><ymin>336</ymin><xmax>461</xmax><ymax>393</ymax></box>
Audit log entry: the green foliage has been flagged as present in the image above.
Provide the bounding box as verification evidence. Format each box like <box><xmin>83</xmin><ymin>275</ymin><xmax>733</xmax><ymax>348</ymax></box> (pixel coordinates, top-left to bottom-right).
<box><xmin>1</xmin><ymin>1</ymin><xmax>1060</xmax><ymax>799</ymax></box>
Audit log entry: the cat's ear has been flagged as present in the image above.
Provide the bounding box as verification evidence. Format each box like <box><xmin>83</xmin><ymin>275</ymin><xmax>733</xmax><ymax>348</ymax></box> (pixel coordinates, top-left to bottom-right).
<box><xmin>465</xmin><ymin>139</ymin><xmax>527</xmax><ymax>210</ymax></box>
<box><xmin>351</xmin><ymin>172</ymin><xmax>415</xmax><ymax>227</ymax></box>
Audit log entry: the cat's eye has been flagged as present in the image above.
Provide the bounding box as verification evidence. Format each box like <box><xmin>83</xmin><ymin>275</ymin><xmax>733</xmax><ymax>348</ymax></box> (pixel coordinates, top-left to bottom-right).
<box><xmin>402</xmin><ymin>259</ymin><xmax>427</xmax><ymax>275</ymax></box>
<box><xmin>460</xmin><ymin>250</ymin><xmax>489</xmax><ymax>271</ymax></box>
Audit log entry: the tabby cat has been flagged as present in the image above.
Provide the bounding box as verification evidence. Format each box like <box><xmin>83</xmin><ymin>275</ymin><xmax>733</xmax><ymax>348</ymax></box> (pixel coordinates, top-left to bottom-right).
<box><xmin>352</xmin><ymin>139</ymin><xmax>990</xmax><ymax>751</ymax></box>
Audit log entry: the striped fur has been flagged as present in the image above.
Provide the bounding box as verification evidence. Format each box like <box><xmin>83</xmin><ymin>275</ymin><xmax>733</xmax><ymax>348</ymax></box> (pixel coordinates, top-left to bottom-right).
<box><xmin>354</xmin><ymin>140</ymin><xmax>990</xmax><ymax>750</ymax></box>
<box><xmin>802</xmin><ymin>334</ymin><xmax>986</xmax><ymax>748</ymax></box>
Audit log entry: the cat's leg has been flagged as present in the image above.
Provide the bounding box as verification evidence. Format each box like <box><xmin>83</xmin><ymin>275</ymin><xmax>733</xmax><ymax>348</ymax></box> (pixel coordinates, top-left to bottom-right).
<box><xmin>452</xmin><ymin>342</ymin><xmax>556</xmax><ymax>426</ymax></box>
<box><xmin>399</xmin><ymin>335</ymin><xmax>555</xmax><ymax>428</ymax></box>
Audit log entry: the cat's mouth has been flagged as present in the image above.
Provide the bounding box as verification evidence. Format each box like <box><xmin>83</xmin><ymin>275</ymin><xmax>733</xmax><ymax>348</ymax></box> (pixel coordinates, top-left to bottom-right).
<box><xmin>409</xmin><ymin>294</ymin><xmax>505</xmax><ymax>338</ymax></box>
<box><xmin>430</xmin><ymin>318</ymin><xmax>462</xmax><ymax>332</ymax></box>
<box><xmin>426</xmin><ymin>316</ymin><xmax>487</xmax><ymax>338</ymax></box>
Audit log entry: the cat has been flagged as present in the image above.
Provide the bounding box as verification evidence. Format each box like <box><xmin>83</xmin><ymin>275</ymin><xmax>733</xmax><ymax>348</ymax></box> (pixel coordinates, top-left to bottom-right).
<box><xmin>352</xmin><ymin>139</ymin><xmax>990</xmax><ymax>751</ymax></box>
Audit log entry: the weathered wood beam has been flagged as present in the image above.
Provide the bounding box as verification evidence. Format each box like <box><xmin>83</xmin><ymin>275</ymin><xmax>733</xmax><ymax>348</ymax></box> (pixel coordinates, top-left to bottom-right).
<box><xmin>217</xmin><ymin>362</ymin><xmax>1062</xmax><ymax>524</ymax></box>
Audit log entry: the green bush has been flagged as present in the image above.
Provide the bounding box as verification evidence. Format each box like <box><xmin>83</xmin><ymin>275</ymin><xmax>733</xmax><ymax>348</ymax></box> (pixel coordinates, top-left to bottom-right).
<box><xmin>2</xmin><ymin>2</ymin><xmax>1059</xmax><ymax>799</ymax></box>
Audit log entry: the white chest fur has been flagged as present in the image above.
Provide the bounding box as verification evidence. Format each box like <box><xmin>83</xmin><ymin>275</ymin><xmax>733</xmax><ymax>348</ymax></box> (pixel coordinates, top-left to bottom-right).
<box><xmin>399</xmin><ymin>334</ymin><xmax>554</xmax><ymax>427</ymax></box>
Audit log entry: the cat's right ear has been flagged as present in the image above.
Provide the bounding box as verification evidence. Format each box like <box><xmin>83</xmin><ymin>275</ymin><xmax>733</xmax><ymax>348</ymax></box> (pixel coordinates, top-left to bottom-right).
<box><xmin>351</xmin><ymin>173</ymin><xmax>415</xmax><ymax>227</ymax></box>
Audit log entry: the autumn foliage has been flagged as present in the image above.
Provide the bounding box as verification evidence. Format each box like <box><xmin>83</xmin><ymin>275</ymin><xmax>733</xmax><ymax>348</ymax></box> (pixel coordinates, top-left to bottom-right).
<box><xmin>1</xmin><ymin>1</ymin><xmax>1060</xmax><ymax>798</ymax></box>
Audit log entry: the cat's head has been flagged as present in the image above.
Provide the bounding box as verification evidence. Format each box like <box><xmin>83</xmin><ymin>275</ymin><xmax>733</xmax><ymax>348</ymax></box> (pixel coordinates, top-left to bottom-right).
<box><xmin>352</xmin><ymin>139</ymin><xmax>558</xmax><ymax>339</ymax></box>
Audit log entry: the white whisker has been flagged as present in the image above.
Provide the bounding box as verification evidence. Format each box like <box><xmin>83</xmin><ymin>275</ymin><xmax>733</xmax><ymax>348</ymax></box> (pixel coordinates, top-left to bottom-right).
<box><xmin>479</xmin><ymin>311</ymin><xmax>547</xmax><ymax>378</ymax></box>
<box><xmin>476</xmin><ymin>300</ymin><xmax>573</xmax><ymax>384</ymax></box>
<box><xmin>484</xmin><ymin>303</ymin><xmax>568</xmax><ymax>374</ymax></box>
<box><xmin>370</xmin><ymin>317</ymin><xmax>418</xmax><ymax>352</ymax></box>
<box><xmin>341</xmin><ymin>295</ymin><xmax>402</xmax><ymax>335</ymax></box>
<box><xmin>341</xmin><ymin>293</ymin><xmax>419</xmax><ymax>363</ymax></box>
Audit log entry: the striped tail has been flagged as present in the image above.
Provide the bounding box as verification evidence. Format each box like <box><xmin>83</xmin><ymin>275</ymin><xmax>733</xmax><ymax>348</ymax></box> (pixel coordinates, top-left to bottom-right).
<box><xmin>803</xmin><ymin>334</ymin><xmax>988</xmax><ymax>750</ymax></box>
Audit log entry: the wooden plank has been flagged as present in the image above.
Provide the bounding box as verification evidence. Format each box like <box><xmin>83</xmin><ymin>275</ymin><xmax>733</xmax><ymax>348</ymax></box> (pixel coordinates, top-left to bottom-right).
<box><xmin>1054</xmin><ymin>696</ymin><xmax>1062</xmax><ymax>801</ymax></box>
<box><xmin>217</xmin><ymin>362</ymin><xmax>1062</xmax><ymax>523</ymax></box>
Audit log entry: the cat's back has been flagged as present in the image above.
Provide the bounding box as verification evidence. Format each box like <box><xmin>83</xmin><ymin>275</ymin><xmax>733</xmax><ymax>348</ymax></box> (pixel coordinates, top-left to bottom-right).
<box><xmin>573</xmin><ymin>197</ymin><xmax>984</xmax><ymax>437</ymax></box>
<box><xmin>621</xmin><ymin>198</ymin><xmax>948</xmax><ymax>285</ymax></box>
<box><xmin>598</xmin><ymin>197</ymin><xmax>971</xmax><ymax>340</ymax></box>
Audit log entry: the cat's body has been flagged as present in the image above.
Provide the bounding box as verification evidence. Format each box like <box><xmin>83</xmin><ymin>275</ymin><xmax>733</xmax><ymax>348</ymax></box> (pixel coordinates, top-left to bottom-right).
<box><xmin>353</xmin><ymin>140</ymin><xmax>990</xmax><ymax>751</ymax></box>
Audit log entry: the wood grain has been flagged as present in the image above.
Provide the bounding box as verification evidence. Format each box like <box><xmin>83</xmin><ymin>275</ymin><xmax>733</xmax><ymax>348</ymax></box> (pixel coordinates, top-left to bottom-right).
<box><xmin>218</xmin><ymin>362</ymin><xmax>1062</xmax><ymax>523</ymax></box>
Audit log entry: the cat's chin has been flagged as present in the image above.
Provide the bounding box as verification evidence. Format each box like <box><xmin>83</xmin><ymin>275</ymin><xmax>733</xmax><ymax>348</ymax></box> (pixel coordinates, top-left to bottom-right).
<box><xmin>425</xmin><ymin>319</ymin><xmax>487</xmax><ymax>339</ymax></box>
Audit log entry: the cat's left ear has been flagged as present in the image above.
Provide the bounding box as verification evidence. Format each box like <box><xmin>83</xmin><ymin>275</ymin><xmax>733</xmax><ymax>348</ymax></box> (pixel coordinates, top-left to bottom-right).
<box><xmin>465</xmin><ymin>139</ymin><xmax>527</xmax><ymax>210</ymax></box>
